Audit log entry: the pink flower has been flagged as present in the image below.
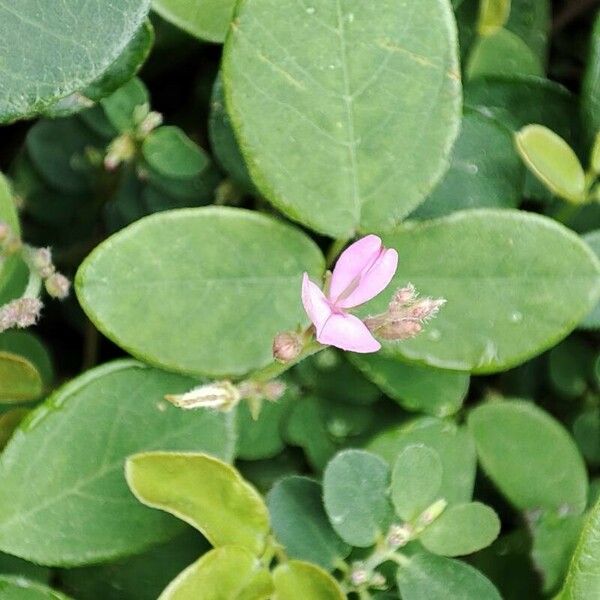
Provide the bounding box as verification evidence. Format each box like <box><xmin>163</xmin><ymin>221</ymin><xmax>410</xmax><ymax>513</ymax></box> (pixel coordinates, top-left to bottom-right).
<box><xmin>302</xmin><ymin>235</ymin><xmax>398</xmax><ymax>353</ymax></box>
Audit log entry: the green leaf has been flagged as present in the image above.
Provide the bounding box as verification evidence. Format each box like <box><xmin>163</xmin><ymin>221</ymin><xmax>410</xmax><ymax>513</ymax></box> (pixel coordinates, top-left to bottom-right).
<box><xmin>557</xmin><ymin>496</ymin><xmax>600</xmax><ymax>600</ymax></box>
<box><xmin>477</xmin><ymin>0</ymin><xmax>511</xmax><ymax>35</ymax></box>
<box><xmin>419</xmin><ymin>502</ymin><xmax>501</xmax><ymax>556</ymax></box>
<box><xmin>142</xmin><ymin>127</ymin><xmax>210</xmax><ymax>180</ymax></box>
<box><xmin>582</xmin><ymin>13</ymin><xmax>600</xmax><ymax>140</ymax></box>
<box><xmin>0</xmin><ymin>576</ymin><xmax>72</xmax><ymax>600</ymax></box>
<box><xmin>0</xmin><ymin>331</ymin><xmax>54</xmax><ymax>388</ymax></box>
<box><xmin>515</xmin><ymin>125</ymin><xmax>586</xmax><ymax>203</ymax></box>
<box><xmin>580</xmin><ymin>231</ymin><xmax>600</xmax><ymax>329</ymax></box>
<box><xmin>505</xmin><ymin>0</ymin><xmax>550</xmax><ymax>61</ymax></box>
<box><xmin>152</xmin><ymin>0</ymin><xmax>237</xmax><ymax>43</ymax></box>
<box><xmin>573</xmin><ymin>408</ymin><xmax>600</xmax><ymax>466</ymax></box>
<box><xmin>0</xmin><ymin>0</ymin><xmax>150</xmax><ymax>122</ymax></box>
<box><xmin>467</xmin><ymin>29</ymin><xmax>544</xmax><ymax>80</ymax></box>
<box><xmin>101</xmin><ymin>78</ymin><xmax>149</xmax><ymax>133</ymax></box>
<box><xmin>272</xmin><ymin>561</ymin><xmax>345</xmax><ymax>600</ymax></box>
<box><xmin>411</xmin><ymin>110</ymin><xmax>524</xmax><ymax>220</ymax></box>
<box><xmin>531</xmin><ymin>513</ymin><xmax>584</xmax><ymax>594</ymax></box>
<box><xmin>0</xmin><ymin>173</ymin><xmax>19</xmax><ymax>233</ymax></box>
<box><xmin>222</xmin><ymin>0</ymin><xmax>461</xmax><ymax>237</ymax></box>
<box><xmin>0</xmin><ymin>352</ymin><xmax>43</xmax><ymax>404</ymax></box>
<box><xmin>126</xmin><ymin>451</ymin><xmax>269</xmax><ymax>555</ymax></box>
<box><xmin>209</xmin><ymin>74</ymin><xmax>255</xmax><ymax>193</ymax></box>
<box><xmin>158</xmin><ymin>546</ymin><xmax>272</xmax><ymax>600</ymax></box>
<box><xmin>322</xmin><ymin>449</ymin><xmax>394</xmax><ymax>547</ymax></box>
<box><xmin>349</xmin><ymin>353</ymin><xmax>468</xmax><ymax>417</ymax></box>
<box><xmin>0</xmin><ymin>552</ymin><xmax>50</xmax><ymax>585</ymax></box>
<box><xmin>397</xmin><ymin>551</ymin><xmax>502</xmax><ymax>600</ymax></box>
<box><xmin>0</xmin><ymin>409</ymin><xmax>29</xmax><ymax>450</ymax></box>
<box><xmin>362</xmin><ymin>210</ymin><xmax>600</xmax><ymax>373</ymax></box>
<box><xmin>0</xmin><ymin>360</ymin><xmax>235</xmax><ymax>566</ymax></box>
<box><xmin>468</xmin><ymin>400</ymin><xmax>588</xmax><ymax>514</ymax></box>
<box><xmin>368</xmin><ymin>418</ymin><xmax>476</xmax><ymax>505</ymax></box>
<box><xmin>60</xmin><ymin>529</ymin><xmax>209</xmax><ymax>600</ymax></box>
<box><xmin>391</xmin><ymin>445</ymin><xmax>443</xmax><ymax>521</ymax></box>
<box><xmin>76</xmin><ymin>207</ymin><xmax>324</xmax><ymax>378</ymax></box>
<box><xmin>84</xmin><ymin>20</ymin><xmax>154</xmax><ymax>102</ymax></box>
<box><xmin>548</xmin><ymin>337</ymin><xmax>595</xmax><ymax>398</ymax></box>
<box><xmin>267</xmin><ymin>476</ymin><xmax>350</xmax><ymax>570</ymax></box>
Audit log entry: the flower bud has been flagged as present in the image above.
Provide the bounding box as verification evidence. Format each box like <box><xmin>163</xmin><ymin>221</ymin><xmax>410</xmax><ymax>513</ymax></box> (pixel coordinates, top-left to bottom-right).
<box><xmin>370</xmin><ymin>572</ymin><xmax>387</xmax><ymax>589</ymax></box>
<box><xmin>32</xmin><ymin>247</ymin><xmax>55</xmax><ymax>278</ymax></box>
<box><xmin>386</xmin><ymin>523</ymin><xmax>412</xmax><ymax>548</ymax></box>
<box><xmin>45</xmin><ymin>272</ymin><xmax>71</xmax><ymax>299</ymax></box>
<box><xmin>165</xmin><ymin>380</ymin><xmax>241</xmax><ymax>411</ymax></box>
<box><xmin>377</xmin><ymin>319</ymin><xmax>422</xmax><ymax>341</ymax></box>
<box><xmin>0</xmin><ymin>221</ymin><xmax>10</xmax><ymax>243</ymax></box>
<box><xmin>272</xmin><ymin>331</ymin><xmax>303</xmax><ymax>363</ymax></box>
<box><xmin>0</xmin><ymin>297</ymin><xmax>43</xmax><ymax>332</ymax></box>
<box><xmin>415</xmin><ymin>498</ymin><xmax>448</xmax><ymax>530</ymax></box>
<box><xmin>349</xmin><ymin>563</ymin><xmax>369</xmax><ymax>587</ymax></box>
<box><xmin>138</xmin><ymin>111</ymin><xmax>163</xmax><ymax>136</ymax></box>
<box><xmin>104</xmin><ymin>135</ymin><xmax>136</xmax><ymax>170</ymax></box>
<box><xmin>390</xmin><ymin>283</ymin><xmax>417</xmax><ymax>308</ymax></box>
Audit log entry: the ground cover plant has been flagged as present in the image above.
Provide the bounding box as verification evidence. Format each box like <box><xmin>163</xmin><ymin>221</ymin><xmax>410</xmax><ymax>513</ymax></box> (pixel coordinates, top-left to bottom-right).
<box><xmin>1</xmin><ymin>0</ymin><xmax>600</xmax><ymax>598</ymax></box>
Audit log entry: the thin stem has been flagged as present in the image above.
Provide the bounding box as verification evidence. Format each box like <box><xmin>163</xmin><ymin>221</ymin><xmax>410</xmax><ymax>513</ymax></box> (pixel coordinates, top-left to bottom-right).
<box><xmin>326</xmin><ymin>237</ymin><xmax>351</xmax><ymax>268</ymax></box>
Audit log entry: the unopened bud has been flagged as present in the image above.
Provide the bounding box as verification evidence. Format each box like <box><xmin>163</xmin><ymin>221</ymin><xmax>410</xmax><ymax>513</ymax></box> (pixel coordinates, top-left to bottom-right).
<box><xmin>32</xmin><ymin>247</ymin><xmax>55</xmax><ymax>278</ymax></box>
<box><xmin>2</xmin><ymin>234</ymin><xmax>21</xmax><ymax>255</ymax></box>
<box><xmin>349</xmin><ymin>564</ymin><xmax>369</xmax><ymax>587</ymax></box>
<box><xmin>390</xmin><ymin>283</ymin><xmax>417</xmax><ymax>308</ymax></box>
<box><xmin>387</xmin><ymin>523</ymin><xmax>412</xmax><ymax>548</ymax></box>
<box><xmin>0</xmin><ymin>297</ymin><xmax>43</xmax><ymax>332</ymax></box>
<box><xmin>138</xmin><ymin>111</ymin><xmax>163</xmax><ymax>136</ymax></box>
<box><xmin>377</xmin><ymin>319</ymin><xmax>422</xmax><ymax>341</ymax></box>
<box><xmin>45</xmin><ymin>272</ymin><xmax>70</xmax><ymax>299</ymax></box>
<box><xmin>0</xmin><ymin>221</ymin><xmax>10</xmax><ymax>242</ymax></box>
<box><xmin>165</xmin><ymin>380</ymin><xmax>241</xmax><ymax>412</ymax></box>
<box><xmin>370</xmin><ymin>572</ymin><xmax>387</xmax><ymax>589</ymax></box>
<box><xmin>416</xmin><ymin>498</ymin><xmax>447</xmax><ymax>530</ymax></box>
<box><xmin>273</xmin><ymin>331</ymin><xmax>303</xmax><ymax>363</ymax></box>
<box><xmin>238</xmin><ymin>379</ymin><xmax>287</xmax><ymax>402</ymax></box>
<box><xmin>408</xmin><ymin>297</ymin><xmax>446</xmax><ymax>321</ymax></box>
<box><xmin>104</xmin><ymin>135</ymin><xmax>136</xmax><ymax>170</ymax></box>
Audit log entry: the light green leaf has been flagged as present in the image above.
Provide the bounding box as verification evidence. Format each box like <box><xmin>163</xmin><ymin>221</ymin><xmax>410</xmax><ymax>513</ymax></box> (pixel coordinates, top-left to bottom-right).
<box><xmin>368</xmin><ymin>418</ymin><xmax>476</xmax><ymax>505</ymax></box>
<box><xmin>152</xmin><ymin>0</ymin><xmax>237</xmax><ymax>43</ymax></box>
<box><xmin>101</xmin><ymin>78</ymin><xmax>149</xmax><ymax>133</ymax></box>
<box><xmin>0</xmin><ymin>409</ymin><xmax>29</xmax><ymax>450</ymax></box>
<box><xmin>0</xmin><ymin>331</ymin><xmax>54</xmax><ymax>388</ymax></box>
<box><xmin>60</xmin><ymin>529</ymin><xmax>209</xmax><ymax>600</ymax></box>
<box><xmin>126</xmin><ymin>451</ymin><xmax>269</xmax><ymax>555</ymax></box>
<box><xmin>158</xmin><ymin>546</ymin><xmax>272</xmax><ymax>600</ymax></box>
<box><xmin>505</xmin><ymin>0</ymin><xmax>550</xmax><ymax>61</ymax></box>
<box><xmin>142</xmin><ymin>127</ymin><xmax>210</xmax><ymax>180</ymax></box>
<box><xmin>0</xmin><ymin>352</ymin><xmax>43</xmax><ymax>404</ymax></box>
<box><xmin>411</xmin><ymin>109</ymin><xmax>524</xmax><ymax>220</ymax></box>
<box><xmin>323</xmin><ymin>449</ymin><xmax>394</xmax><ymax>547</ymax></box>
<box><xmin>391</xmin><ymin>445</ymin><xmax>443</xmax><ymax>521</ymax></box>
<box><xmin>272</xmin><ymin>561</ymin><xmax>345</xmax><ymax>600</ymax></box>
<box><xmin>267</xmin><ymin>476</ymin><xmax>350</xmax><ymax>570</ymax></box>
<box><xmin>85</xmin><ymin>20</ymin><xmax>154</xmax><ymax>102</ymax></box>
<box><xmin>467</xmin><ymin>28</ymin><xmax>544</xmax><ymax>80</ymax></box>
<box><xmin>76</xmin><ymin>207</ymin><xmax>324</xmax><ymax>378</ymax></box>
<box><xmin>0</xmin><ymin>360</ymin><xmax>235</xmax><ymax>566</ymax></box>
<box><xmin>349</xmin><ymin>353</ymin><xmax>468</xmax><ymax>417</ymax></box>
<box><xmin>468</xmin><ymin>400</ymin><xmax>588</xmax><ymax>514</ymax></box>
<box><xmin>573</xmin><ymin>408</ymin><xmax>600</xmax><ymax>466</ymax></box>
<box><xmin>515</xmin><ymin>125</ymin><xmax>586</xmax><ymax>203</ymax></box>
<box><xmin>420</xmin><ymin>502</ymin><xmax>501</xmax><ymax>556</ymax></box>
<box><xmin>0</xmin><ymin>1</ymin><xmax>151</xmax><ymax>123</ymax></box>
<box><xmin>548</xmin><ymin>337</ymin><xmax>595</xmax><ymax>398</ymax></box>
<box><xmin>0</xmin><ymin>576</ymin><xmax>71</xmax><ymax>599</ymax></box>
<box><xmin>580</xmin><ymin>231</ymin><xmax>600</xmax><ymax>329</ymax></box>
<box><xmin>0</xmin><ymin>173</ymin><xmax>19</xmax><ymax>233</ymax></box>
<box><xmin>477</xmin><ymin>0</ymin><xmax>511</xmax><ymax>35</ymax></box>
<box><xmin>531</xmin><ymin>513</ymin><xmax>584</xmax><ymax>594</ymax></box>
<box><xmin>397</xmin><ymin>551</ymin><xmax>502</xmax><ymax>600</ymax></box>
<box><xmin>557</xmin><ymin>496</ymin><xmax>600</xmax><ymax>600</ymax></box>
<box><xmin>223</xmin><ymin>0</ymin><xmax>461</xmax><ymax>237</ymax></box>
<box><xmin>362</xmin><ymin>210</ymin><xmax>600</xmax><ymax>373</ymax></box>
<box><xmin>582</xmin><ymin>13</ymin><xmax>600</xmax><ymax>140</ymax></box>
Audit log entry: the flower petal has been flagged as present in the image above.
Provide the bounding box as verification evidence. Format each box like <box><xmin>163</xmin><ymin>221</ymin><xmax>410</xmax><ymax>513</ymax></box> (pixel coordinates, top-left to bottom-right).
<box><xmin>329</xmin><ymin>235</ymin><xmax>383</xmax><ymax>302</ymax></box>
<box><xmin>301</xmin><ymin>273</ymin><xmax>332</xmax><ymax>332</ymax></box>
<box><xmin>317</xmin><ymin>312</ymin><xmax>381</xmax><ymax>353</ymax></box>
<box><xmin>337</xmin><ymin>247</ymin><xmax>398</xmax><ymax>308</ymax></box>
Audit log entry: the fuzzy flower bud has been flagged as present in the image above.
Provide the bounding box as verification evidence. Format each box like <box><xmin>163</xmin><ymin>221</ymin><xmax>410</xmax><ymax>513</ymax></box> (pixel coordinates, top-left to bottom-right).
<box><xmin>0</xmin><ymin>297</ymin><xmax>43</xmax><ymax>332</ymax></box>
<box><xmin>349</xmin><ymin>563</ymin><xmax>369</xmax><ymax>587</ymax></box>
<box><xmin>386</xmin><ymin>523</ymin><xmax>412</xmax><ymax>548</ymax></box>
<box><xmin>138</xmin><ymin>111</ymin><xmax>163</xmax><ymax>136</ymax></box>
<box><xmin>104</xmin><ymin>135</ymin><xmax>136</xmax><ymax>170</ymax></box>
<box><xmin>0</xmin><ymin>221</ymin><xmax>10</xmax><ymax>243</ymax></box>
<box><xmin>32</xmin><ymin>247</ymin><xmax>55</xmax><ymax>279</ymax></box>
<box><xmin>45</xmin><ymin>272</ymin><xmax>71</xmax><ymax>299</ymax></box>
<box><xmin>272</xmin><ymin>331</ymin><xmax>303</xmax><ymax>363</ymax></box>
<box><xmin>415</xmin><ymin>498</ymin><xmax>448</xmax><ymax>530</ymax></box>
<box><xmin>165</xmin><ymin>381</ymin><xmax>241</xmax><ymax>412</ymax></box>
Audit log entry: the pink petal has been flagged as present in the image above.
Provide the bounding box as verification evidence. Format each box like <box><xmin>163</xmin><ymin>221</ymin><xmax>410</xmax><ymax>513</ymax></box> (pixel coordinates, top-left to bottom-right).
<box><xmin>301</xmin><ymin>273</ymin><xmax>333</xmax><ymax>332</ymax></box>
<box><xmin>337</xmin><ymin>247</ymin><xmax>398</xmax><ymax>308</ymax></box>
<box><xmin>317</xmin><ymin>312</ymin><xmax>381</xmax><ymax>353</ymax></box>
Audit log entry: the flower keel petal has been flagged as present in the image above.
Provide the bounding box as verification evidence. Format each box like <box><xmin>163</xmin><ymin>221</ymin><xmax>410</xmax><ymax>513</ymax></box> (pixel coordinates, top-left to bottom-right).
<box><xmin>301</xmin><ymin>273</ymin><xmax>333</xmax><ymax>332</ymax></box>
<box><xmin>317</xmin><ymin>312</ymin><xmax>381</xmax><ymax>353</ymax></box>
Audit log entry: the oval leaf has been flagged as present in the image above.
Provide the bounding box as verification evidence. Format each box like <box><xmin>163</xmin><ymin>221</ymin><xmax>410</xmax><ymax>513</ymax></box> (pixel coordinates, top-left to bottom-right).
<box><xmin>581</xmin><ymin>231</ymin><xmax>600</xmax><ymax>329</ymax></box>
<box><xmin>363</xmin><ymin>209</ymin><xmax>600</xmax><ymax>373</ymax></box>
<box><xmin>515</xmin><ymin>125</ymin><xmax>586</xmax><ymax>203</ymax></box>
<box><xmin>582</xmin><ymin>12</ymin><xmax>600</xmax><ymax>139</ymax></box>
<box><xmin>0</xmin><ymin>576</ymin><xmax>72</xmax><ymax>600</ymax></box>
<box><xmin>0</xmin><ymin>352</ymin><xmax>43</xmax><ymax>404</ymax></box>
<box><xmin>126</xmin><ymin>451</ymin><xmax>269</xmax><ymax>555</ymax></box>
<box><xmin>0</xmin><ymin>360</ymin><xmax>235</xmax><ymax>566</ymax></box>
<box><xmin>267</xmin><ymin>476</ymin><xmax>350</xmax><ymax>570</ymax></box>
<box><xmin>158</xmin><ymin>546</ymin><xmax>272</xmax><ymax>600</ymax></box>
<box><xmin>223</xmin><ymin>0</ymin><xmax>461</xmax><ymax>237</ymax></box>
<box><xmin>272</xmin><ymin>561</ymin><xmax>345</xmax><ymax>600</ymax></box>
<box><xmin>468</xmin><ymin>400</ymin><xmax>588</xmax><ymax>514</ymax></box>
<box><xmin>323</xmin><ymin>449</ymin><xmax>393</xmax><ymax>547</ymax></box>
<box><xmin>391</xmin><ymin>445</ymin><xmax>443</xmax><ymax>521</ymax></box>
<box><xmin>0</xmin><ymin>1</ymin><xmax>151</xmax><ymax>123</ymax></box>
<box><xmin>76</xmin><ymin>207</ymin><xmax>324</xmax><ymax>378</ymax></box>
<box><xmin>420</xmin><ymin>502</ymin><xmax>501</xmax><ymax>556</ymax></box>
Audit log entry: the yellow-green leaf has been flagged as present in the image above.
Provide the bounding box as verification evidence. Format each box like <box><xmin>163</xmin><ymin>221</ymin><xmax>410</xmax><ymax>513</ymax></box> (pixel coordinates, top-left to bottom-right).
<box><xmin>272</xmin><ymin>561</ymin><xmax>344</xmax><ymax>600</ymax></box>
<box><xmin>0</xmin><ymin>352</ymin><xmax>43</xmax><ymax>404</ymax></box>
